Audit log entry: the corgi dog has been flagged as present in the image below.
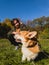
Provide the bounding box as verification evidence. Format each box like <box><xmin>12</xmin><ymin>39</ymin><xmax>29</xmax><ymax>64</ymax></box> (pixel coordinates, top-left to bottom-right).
<box><xmin>14</xmin><ymin>31</ymin><xmax>40</xmax><ymax>61</ymax></box>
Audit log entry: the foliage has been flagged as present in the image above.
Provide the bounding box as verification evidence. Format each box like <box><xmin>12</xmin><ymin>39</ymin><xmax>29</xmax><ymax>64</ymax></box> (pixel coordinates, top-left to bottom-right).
<box><xmin>0</xmin><ymin>16</ymin><xmax>49</xmax><ymax>39</ymax></box>
<box><xmin>0</xmin><ymin>18</ymin><xmax>13</xmax><ymax>38</ymax></box>
<box><xmin>38</xmin><ymin>28</ymin><xmax>49</xmax><ymax>39</ymax></box>
<box><xmin>3</xmin><ymin>18</ymin><xmax>13</xmax><ymax>28</ymax></box>
<box><xmin>0</xmin><ymin>23</ymin><xmax>11</xmax><ymax>38</ymax></box>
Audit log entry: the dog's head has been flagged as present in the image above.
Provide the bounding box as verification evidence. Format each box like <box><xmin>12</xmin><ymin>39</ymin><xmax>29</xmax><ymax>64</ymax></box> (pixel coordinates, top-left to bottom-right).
<box><xmin>14</xmin><ymin>31</ymin><xmax>37</xmax><ymax>46</ymax></box>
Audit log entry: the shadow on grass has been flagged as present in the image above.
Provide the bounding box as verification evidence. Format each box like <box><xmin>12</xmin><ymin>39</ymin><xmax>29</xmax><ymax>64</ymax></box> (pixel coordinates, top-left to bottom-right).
<box><xmin>34</xmin><ymin>51</ymin><xmax>49</xmax><ymax>62</ymax></box>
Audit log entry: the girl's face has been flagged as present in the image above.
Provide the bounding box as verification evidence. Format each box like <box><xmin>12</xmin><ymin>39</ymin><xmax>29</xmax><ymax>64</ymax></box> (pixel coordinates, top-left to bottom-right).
<box><xmin>13</xmin><ymin>20</ymin><xmax>20</xmax><ymax>29</ymax></box>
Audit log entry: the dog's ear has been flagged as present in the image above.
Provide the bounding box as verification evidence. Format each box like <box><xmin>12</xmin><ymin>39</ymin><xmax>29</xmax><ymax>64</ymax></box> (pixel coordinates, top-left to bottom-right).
<box><xmin>26</xmin><ymin>31</ymin><xmax>37</xmax><ymax>39</ymax></box>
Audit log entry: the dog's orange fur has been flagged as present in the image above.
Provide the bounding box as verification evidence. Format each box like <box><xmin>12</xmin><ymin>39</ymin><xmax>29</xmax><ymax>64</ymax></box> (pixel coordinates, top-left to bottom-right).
<box><xmin>28</xmin><ymin>45</ymin><xmax>40</xmax><ymax>53</ymax></box>
<box><xmin>17</xmin><ymin>31</ymin><xmax>40</xmax><ymax>53</ymax></box>
<box><xmin>14</xmin><ymin>30</ymin><xmax>41</xmax><ymax>61</ymax></box>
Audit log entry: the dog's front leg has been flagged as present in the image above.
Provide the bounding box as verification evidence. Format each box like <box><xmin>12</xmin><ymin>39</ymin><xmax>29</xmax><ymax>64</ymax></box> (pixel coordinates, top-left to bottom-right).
<box><xmin>22</xmin><ymin>54</ymin><xmax>26</xmax><ymax>62</ymax></box>
<box><xmin>27</xmin><ymin>57</ymin><xmax>31</xmax><ymax>61</ymax></box>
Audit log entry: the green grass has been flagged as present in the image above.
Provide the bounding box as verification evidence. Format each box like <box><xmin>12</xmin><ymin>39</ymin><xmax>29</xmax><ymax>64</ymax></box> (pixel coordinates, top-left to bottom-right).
<box><xmin>0</xmin><ymin>39</ymin><xmax>49</xmax><ymax>65</ymax></box>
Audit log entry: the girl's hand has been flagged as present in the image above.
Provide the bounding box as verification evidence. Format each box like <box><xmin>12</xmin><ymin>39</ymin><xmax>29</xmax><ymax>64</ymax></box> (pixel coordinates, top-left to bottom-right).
<box><xmin>12</xmin><ymin>32</ymin><xmax>17</xmax><ymax>34</ymax></box>
<box><xmin>12</xmin><ymin>31</ymin><xmax>19</xmax><ymax>35</ymax></box>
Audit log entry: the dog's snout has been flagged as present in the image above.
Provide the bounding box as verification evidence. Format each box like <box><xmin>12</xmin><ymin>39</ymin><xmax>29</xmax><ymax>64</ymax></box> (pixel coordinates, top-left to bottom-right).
<box><xmin>17</xmin><ymin>39</ymin><xmax>21</xmax><ymax>41</ymax></box>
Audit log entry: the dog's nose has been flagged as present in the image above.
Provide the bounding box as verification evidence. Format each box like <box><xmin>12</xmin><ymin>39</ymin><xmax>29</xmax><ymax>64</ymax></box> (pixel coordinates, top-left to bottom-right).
<box><xmin>12</xmin><ymin>34</ymin><xmax>15</xmax><ymax>36</ymax></box>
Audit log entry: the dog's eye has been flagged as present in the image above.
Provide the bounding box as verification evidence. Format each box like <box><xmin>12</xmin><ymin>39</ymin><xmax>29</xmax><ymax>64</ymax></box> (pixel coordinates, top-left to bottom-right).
<box><xmin>29</xmin><ymin>34</ymin><xmax>32</xmax><ymax>36</ymax></box>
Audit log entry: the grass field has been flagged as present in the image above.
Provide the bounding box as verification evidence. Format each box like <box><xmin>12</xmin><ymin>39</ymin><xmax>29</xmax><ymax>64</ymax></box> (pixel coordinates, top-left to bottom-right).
<box><xmin>0</xmin><ymin>39</ymin><xmax>49</xmax><ymax>65</ymax></box>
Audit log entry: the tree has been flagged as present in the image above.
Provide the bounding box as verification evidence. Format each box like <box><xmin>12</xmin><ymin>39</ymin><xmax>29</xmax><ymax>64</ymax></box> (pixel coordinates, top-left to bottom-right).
<box><xmin>0</xmin><ymin>23</ymin><xmax>11</xmax><ymax>38</ymax></box>
<box><xmin>3</xmin><ymin>18</ymin><xmax>13</xmax><ymax>28</ymax></box>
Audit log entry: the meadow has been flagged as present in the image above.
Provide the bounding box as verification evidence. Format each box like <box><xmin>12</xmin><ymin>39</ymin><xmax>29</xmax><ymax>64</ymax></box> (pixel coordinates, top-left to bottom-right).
<box><xmin>0</xmin><ymin>39</ymin><xmax>49</xmax><ymax>65</ymax></box>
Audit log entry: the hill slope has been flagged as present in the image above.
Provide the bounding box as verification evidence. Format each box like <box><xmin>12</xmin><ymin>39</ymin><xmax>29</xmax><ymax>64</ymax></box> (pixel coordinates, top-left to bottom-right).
<box><xmin>0</xmin><ymin>39</ymin><xmax>49</xmax><ymax>65</ymax></box>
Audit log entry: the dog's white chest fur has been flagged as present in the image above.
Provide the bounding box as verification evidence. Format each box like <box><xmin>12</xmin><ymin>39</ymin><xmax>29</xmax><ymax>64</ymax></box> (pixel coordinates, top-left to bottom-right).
<box><xmin>22</xmin><ymin>46</ymin><xmax>33</xmax><ymax>56</ymax></box>
<box><xmin>22</xmin><ymin>46</ymin><xmax>38</xmax><ymax>61</ymax></box>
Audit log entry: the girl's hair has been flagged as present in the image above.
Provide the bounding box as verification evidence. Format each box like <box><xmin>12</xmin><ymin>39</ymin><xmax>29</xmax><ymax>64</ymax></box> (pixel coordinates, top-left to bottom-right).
<box><xmin>11</xmin><ymin>18</ymin><xmax>20</xmax><ymax>26</ymax></box>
